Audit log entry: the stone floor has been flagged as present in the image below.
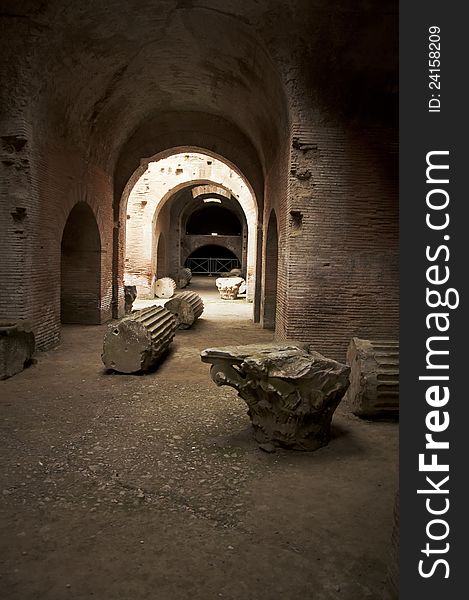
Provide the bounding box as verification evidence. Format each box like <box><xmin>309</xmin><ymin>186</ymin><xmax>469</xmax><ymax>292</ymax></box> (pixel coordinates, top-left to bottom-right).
<box><xmin>0</xmin><ymin>278</ymin><xmax>398</xmax><ymax>600</ymax></box>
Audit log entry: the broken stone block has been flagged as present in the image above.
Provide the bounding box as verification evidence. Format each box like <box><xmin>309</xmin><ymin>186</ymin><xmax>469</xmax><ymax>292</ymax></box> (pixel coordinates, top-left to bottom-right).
<box><xmin>215</xmin><ymin>276</ymin><xmax>244</xmax><ymax>300</ymax></box>
<box><xmin>344</xmin><ymin>338</ymin><xmax>399</xmax><ymax>418</ymax></box>
<box><xmin>201</xmin><ymin>343</ymin><xmax>350</xmax><ymax>451</ymax></box>
<box><xmin>124</xmin><ymin>285</ymin><xmax>137</xmax><ymax>314</ymax></box>
<box><xmin>154</xmin><ymin>277</ymin><xmax>176</xmax><ymax>298</ymax></box>
<box><xmin>0</xmin><ymin>320</ymin><xmax>35</xmax><ymax>380</ymax></box>
<box><xmin>164</xmin><ymin>291</ymin><xmax>204</xmax><ymax>329</ymax></box>
<box><xmin>102</xmin><ymin>305</ymin><xmax>177</xmax><ymax>373</ymax></box>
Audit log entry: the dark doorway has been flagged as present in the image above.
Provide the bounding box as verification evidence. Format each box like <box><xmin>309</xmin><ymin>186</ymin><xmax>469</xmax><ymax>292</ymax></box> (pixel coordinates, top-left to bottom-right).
<box><xmin>186</xmin><ymin>205</ymin><xmax>242</xmax><ymax>235</ymax></box>
<box><xmin>61</xmin><ymin>202</ymin><xmax>101</xmax><ymax>324</ymax></box>
<box><xmin>185</xmin><ymin>245</ymin><xmax>240</xmax><ymax>275</ymax></box>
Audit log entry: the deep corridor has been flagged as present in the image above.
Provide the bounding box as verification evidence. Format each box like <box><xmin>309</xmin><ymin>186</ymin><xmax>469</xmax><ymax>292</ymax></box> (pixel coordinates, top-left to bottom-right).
<box><xmin>1</xmin><ymin>2</ymin><xmax>399</xmax><ymax>598</ymax></box>
<box><xmin>0</xmin><ymin>280</ymin><xmax>398</xmax><ymax>600</ymax></box>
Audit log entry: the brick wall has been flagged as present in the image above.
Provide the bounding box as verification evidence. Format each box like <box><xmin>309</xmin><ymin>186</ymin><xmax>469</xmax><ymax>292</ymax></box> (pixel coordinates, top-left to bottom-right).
<box><xmin>26</xmin><ymin>140</ymin><xmax>113</xmax><ymax>349</ymax></box>
<box><xmin>0</xmin><ymin>119</ymin><xmax>33</xmax><ymax>327</ymax></box>
<box><xmin>284</xmin><ymin>121</ymin><xmax>398</xmax><ymax>360</ymax></box>
<box><xmin>260</xmin><ymin>133</ymin><xmax>291</xmax><ymax>333</ymax></box>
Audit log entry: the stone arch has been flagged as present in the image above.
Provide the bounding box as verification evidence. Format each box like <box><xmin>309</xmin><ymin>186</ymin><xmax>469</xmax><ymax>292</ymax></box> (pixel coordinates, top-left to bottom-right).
<box><xmin>7</xmin><ymin>4</ymin><xmax>294</xmax><ymax>348</ymax></box>
<box><xmin>2</xmin><ymin>2</ymin><xmax>400</xmax><ymax>361</ymax></box>
<box><xmin>185</xmin><ymin>245</ymin><xmax>240</xmax><ymax>276</ymax></box>
<box><xmin>179</xmin><ymin>191</ymin><xmax>248</xmax><ymax>279</ymax></box>
<box><xmin>179</xmin><ymin>188</ymin><xmax>247</xmax><ymax>240</ymax></box>
<box><xmin>262</xmin><ymin>210</ymin><xmax>279</xmax><ymax>330</ymax></box>
<box><xmin>61</xmin><ymin>202</ymin><xmax>101</xmax><ymax>325</ymax></box>
<box><xmin>120</xmin><ymin>146</ymin><xmax>259</xmax><ymax>218</ymax></box>
<box><xmin>123</xmin><ymin>151</ymin><xmax>258</xmax><ymax>302</ymax></box>
<box><xmin>185</xmin><ymin>241</ymin><xmax>241</xmax><ymax>262</ymax></box>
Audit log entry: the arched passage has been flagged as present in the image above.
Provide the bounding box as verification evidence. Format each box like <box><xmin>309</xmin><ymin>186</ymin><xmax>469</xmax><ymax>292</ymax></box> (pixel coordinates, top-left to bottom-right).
<box><xmin>8</xmin><ymin>3</ymin><xmax>300</xmax><ymax>349</ymax></box>
<box><xmin>123</xmin><ymin>151</ymin><xmax>257</xmax><ymax>302</ymax></box>
<box><xmin>61</xmin><ymin>202</ymin><xmax>101</xmax><ymax>325</ymax></box>
<box><xmin>262</xmin><ymin>210</ymin><xmax>279</xmax><ymax>330</ymax></box>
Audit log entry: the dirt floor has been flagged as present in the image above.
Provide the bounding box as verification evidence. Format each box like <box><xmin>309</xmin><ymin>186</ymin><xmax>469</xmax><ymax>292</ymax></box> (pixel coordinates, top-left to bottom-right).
<box><xmin>0</xmin><ymin>278</ymin><xmax>398</xmax><ymax>600</ymax></box>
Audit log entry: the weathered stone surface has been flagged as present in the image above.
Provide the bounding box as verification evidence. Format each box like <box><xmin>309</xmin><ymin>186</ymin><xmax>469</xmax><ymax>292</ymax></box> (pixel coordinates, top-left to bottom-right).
<box><xmin>124</xmin><ymin>285</ymin><xmax>137</xmax><ymax>314</ymax></box>
<box><xmin>344</xmin><ymin>338</ymin><xmax>399</xmax><ymax>418</ymax></box>
<box><xmin>154</xmin><ymin>277</ymin><xmax>176</xmax><ymax>299</ymax></box>
<box><xmin>201</xmin><ymin>343</ymin><xmax>350</xmax><ymax>451</ymax></box>
<box><xmin>215</xmin><ymin>276</ymin><xmax>244</xmax><ymax>300</ymax></box>
<box><xmin>102</xmin><ymin>306</ymin><xmax>177</xmax><ymax>373</ymax></box>
<box><xmin>164</xmin><ymin>291</ymin><xmax>204</xmax><ymax>329</ymax></box>
<box><xmin>176</xmin><ymin>268</ymin><xmax>192</xmax><ymax>289</ymax></box>
<box><xmin>0</xmin><ymin>320</ymin><xmax>35</xmax><ymax>380</ymax></box>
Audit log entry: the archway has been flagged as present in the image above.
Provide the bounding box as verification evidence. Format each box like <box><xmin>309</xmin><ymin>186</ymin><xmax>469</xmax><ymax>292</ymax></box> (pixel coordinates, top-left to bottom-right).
<box><xmin>14</xmin><ymin>4</ymin><xmax>292</xmax><ymax>348</ymax></box>
<box><xmin>61</xmin><ymin>202</ymin><xmax>101</xmax><ymax>325</ymax></box>
<box><xmin>123</xmin><ymin>151</ymin><xmax>257</xmax><ymax>302</ymax></box>
<box><xmin>185</xmin><ymin>245</ymin><xmax>240</xmax><ymax>276</ymax></box>
<box><xmin>262</xmin><ymin>210</ymin><xmax>279</xmax><ymax>330</ymax></box>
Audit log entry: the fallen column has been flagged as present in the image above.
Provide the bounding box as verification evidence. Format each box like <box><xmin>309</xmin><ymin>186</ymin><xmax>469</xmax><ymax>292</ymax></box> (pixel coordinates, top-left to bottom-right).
<box><xmin>176</xmin><ymin>267</ymin><xmax>192</xmax><ymax>289</ymax></box>
<box><xmin>154</xmin><ymin>277</ymin><xmax>176</xmax><ymax>298</ymax></box>
<box><xmin>215</xmin><ymin>276</ymin><xmax>244</xmax><ymax>300</ymax></box>
<box><xmin>201</xmin><ymin>343</ymin><xmax>350</xmax><ymax>451</ymax></box>
<box><xmin>0</xmin><ymin>319</ymin><xmax>35</xmax><ymax>380</ymax></box>
<box><xmin>102</xmin><ymin>305</ymin><xmax>177</xmax><ymax>373</ymax></box>
<box><xmin>344</xmin><ymin>337</ymin><xmax>399</xmax><ymax>418</ymax></box>
<box><xmin>164</xmin><ymin>291</ymin><xmax>204</xmax><ymax>329</ymax></box>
